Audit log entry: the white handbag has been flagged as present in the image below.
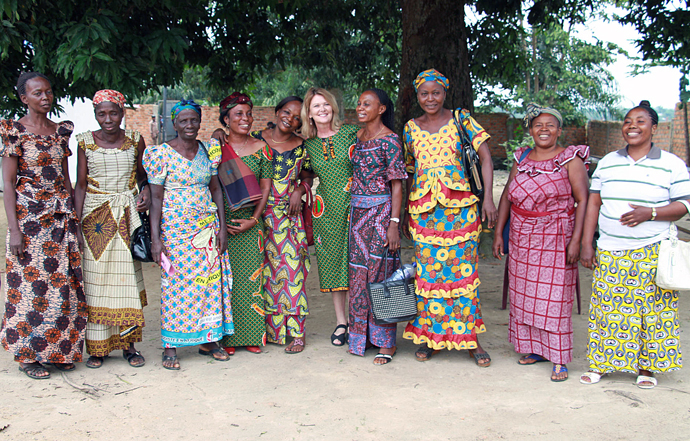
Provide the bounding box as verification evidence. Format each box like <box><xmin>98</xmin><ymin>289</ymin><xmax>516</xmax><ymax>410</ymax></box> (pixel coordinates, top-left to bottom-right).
<box><xmin>656</xmin><ymin>223</ymin><xmax>690</xmax><ymax>290</ymax></box>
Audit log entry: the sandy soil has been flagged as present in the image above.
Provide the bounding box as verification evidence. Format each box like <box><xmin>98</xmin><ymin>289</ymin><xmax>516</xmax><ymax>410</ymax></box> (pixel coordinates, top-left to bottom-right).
<box><xmin>0</xmin><ymin>172</ymin><xmax>689</xmax><ymax>441</ymax></box>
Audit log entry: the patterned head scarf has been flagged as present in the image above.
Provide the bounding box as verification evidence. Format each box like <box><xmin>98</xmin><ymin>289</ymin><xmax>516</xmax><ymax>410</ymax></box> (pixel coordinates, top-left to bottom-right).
<box><xmin>414</xmin><ymin>69</ymin><xmax>450</xmax><ymax>92</ymax></box>
<box><xmin>220</xmin><ymin>92</ymin><xmax>253</xmax><ymax>111</ymax></box>
<box><xmin>171</xmin><ymin>99</ymin><xmax>202</xmax><ymax>123</ymax></box>
<box><xmin>92</xmin><ymin>89</ymin><xmax>125</xmax><ymax>109</ymax></box>
<box><xmin>524</xmin><ymin>103</ymin><xmax>563</xmax><ymax>128</ymax></box>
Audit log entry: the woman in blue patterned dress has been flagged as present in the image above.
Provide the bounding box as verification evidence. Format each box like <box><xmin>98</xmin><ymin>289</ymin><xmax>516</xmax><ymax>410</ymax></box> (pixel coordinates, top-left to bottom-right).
<box><xmin>144</xmin><ymin>100</ymin><xmax>234</xmax><ymax>370</ymax></box>
<box><xmin>348</xmin><ymin>89</ymin><xmax>407</xmax><ymax>364</ymax></box>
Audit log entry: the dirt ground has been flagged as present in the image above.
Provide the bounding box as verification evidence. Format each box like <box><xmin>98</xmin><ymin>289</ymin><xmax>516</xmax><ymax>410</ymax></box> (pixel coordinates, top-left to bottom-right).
<box><xmin>1</xmin><ymin>171</ymin><xmax>689</xmax><ymax>441</ymax></box>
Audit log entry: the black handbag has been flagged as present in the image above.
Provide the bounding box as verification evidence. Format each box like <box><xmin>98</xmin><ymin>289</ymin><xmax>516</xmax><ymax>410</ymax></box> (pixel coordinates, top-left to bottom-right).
<box><xmin>131</xmin><ymin>211</ymin><xmax>154</xmax><ymax>262</ymax></box>
<box><xmin>367</xmin><ymin>250</ymin><xmax>418</xmax><ymax>325</ymax></box>
<box><xmin>452</xmin><ymin>109</ymin><xmax>484</xmax><ymax>201</ymax></box>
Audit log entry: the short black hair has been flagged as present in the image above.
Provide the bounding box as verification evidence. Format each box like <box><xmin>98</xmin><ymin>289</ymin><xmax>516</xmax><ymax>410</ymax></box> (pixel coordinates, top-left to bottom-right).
<box><xmin>275</xmin><ymin>96</ymin><xmax>303</xmax><ymax>113</ymax></box>
<box><xmin>16</xmin><ymin>72</ymin><xmax>51</xmax><ymax>98</ymax></box>
<box><xmin>365</xmin><ymin>88</ymin><xmax>395</xmax><ymax>132</ymax></box>
<box><xmin>633</xmin><ymin>100</ymin><xmax>659</xmax><ymax>126</ymax></box>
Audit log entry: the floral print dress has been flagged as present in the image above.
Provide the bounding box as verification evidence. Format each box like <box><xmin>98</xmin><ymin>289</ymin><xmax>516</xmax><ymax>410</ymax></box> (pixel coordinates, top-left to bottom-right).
<box><xmin>0</xmin><ymin>120</ymin><xmax>87</xmax><ymax>364</ymax></box>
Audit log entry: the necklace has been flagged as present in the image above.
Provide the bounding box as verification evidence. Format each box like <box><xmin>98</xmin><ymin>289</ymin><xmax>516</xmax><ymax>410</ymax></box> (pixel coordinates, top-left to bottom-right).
<box><xmin>271</xmin><ymin>130</ymin><xmax>292</xmax><ymax>144</ymax></box>
<box><xmin>232</xmin><ymin>136</ymin><xmax>249</xmax><ymax>154</ymax></box>
<box><xmin>363</xmin><ymin>125</ymin><xmax>385</xmax><ymax>142</ymax></box>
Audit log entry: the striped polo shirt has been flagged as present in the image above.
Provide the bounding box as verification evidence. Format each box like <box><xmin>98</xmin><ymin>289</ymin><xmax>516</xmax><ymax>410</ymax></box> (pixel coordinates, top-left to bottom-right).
<box><xmin>591</xmin><ymin>144</ymin><xmax>690</xmax><ymax>251</ymax></box>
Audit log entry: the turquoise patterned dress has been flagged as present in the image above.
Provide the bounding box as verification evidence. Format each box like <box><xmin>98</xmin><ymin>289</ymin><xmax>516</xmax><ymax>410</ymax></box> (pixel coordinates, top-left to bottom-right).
<box><xmin>143</xmin><ymin>140</ymin><xmax>234</xmax><ymax>347</ymax></box>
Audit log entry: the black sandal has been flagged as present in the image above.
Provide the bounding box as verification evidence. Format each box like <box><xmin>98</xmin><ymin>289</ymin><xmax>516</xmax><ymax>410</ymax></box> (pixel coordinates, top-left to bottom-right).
<box><xmin>19</xmin><ymin>363</ymin><xmax>51</xmax><ymax>380</ymax></box>
<box><xmin>331</xmin><ymin>324</ymin><xmax>348</xmax><ymax>346</ymax></box>
<box><xmin>415</xmin><ymin>346</ymin><xmax>440</xmax><ymax>362</ymax></box>
<box><xmin>162</xmin><ymin>352</ymin><xmax>180</xmax><ymax>370</ymax></box>
<box><xmin>123</xmin><ymin>350</ymin><xmax>145</xmax><ymax>368</ymax></box>
<box><xmin>198</xmin><ymin>346</ymin><xmax>230</xmax><ymax>361</ymax></box>
<box><xmin>86</xmin><ymin>356</ymin><xmax>106</xmax><ymax>369</ymax></box>
<box><xmin>53</xmin><ymin>362</ymin><xmax>76</xmax><ymax>372</ymax></box>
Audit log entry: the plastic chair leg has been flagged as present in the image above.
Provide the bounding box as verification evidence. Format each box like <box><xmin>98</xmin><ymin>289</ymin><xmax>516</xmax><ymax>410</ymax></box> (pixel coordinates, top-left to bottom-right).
<box><xmin>501</xmin><ymin>260</ymin><xmax>509</xmax><ymax>310</ymax></box>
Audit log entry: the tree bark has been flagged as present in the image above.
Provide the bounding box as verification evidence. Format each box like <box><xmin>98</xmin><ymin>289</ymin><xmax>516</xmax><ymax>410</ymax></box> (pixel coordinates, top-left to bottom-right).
<box><xmin>397</xmin><ymin>0</ymin><xmax>472</xmax><ymax>133</ymax></box>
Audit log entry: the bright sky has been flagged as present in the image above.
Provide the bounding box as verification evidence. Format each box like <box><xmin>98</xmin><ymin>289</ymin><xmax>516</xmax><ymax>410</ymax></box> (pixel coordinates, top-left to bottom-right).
<box><xmin>577</xmin><ymin>12</ymin><xmax>683</xmax><ymax>110</ymax></box>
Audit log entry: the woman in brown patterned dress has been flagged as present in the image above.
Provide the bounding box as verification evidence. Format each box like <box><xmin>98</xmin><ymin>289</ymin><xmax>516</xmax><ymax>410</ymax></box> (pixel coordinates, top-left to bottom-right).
<box><xmin>0</xmin><ymin>72</ymin><xmax>87</xmax><ymax>379</ymax></box>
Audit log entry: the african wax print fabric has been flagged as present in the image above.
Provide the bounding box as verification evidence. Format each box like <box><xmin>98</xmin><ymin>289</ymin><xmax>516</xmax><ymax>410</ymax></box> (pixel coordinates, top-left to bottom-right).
<box><xmin>348</xmin><ymin>134</ymin><xmax>407</xmax><ymax>356</ymax></box>
<box><xmin>261</xmin><ymin>142</ymin><xmax>312</xmax><ymax>344</ymax></box>
<box><xmin>76</xmin><ymin>130</ymin><xmax>148</xmax><ymax>356</ymax></box>
<box><xmin>220</xmin><ymin>144</ymin><xmax>267</xmax><ymax>348</ymax></box>
<box><xmin>143</xmin><ymin>140</ymin><xmax>234</xmax><ymax>348</ymax></box>
<box><xmin>507</xmin><ymin>145</ymin><xmax>589</xmax><ymax>364</ymax></box>
<box><xmin>0</xmin><ymin>120</ymin><xmax>87</xmax><ymax>363</ymax></box>
<box><xmin>304</xmin><ymin>124</ymin><xmax>359</xmax><ymax>292</ymax></box>
<box><xmin>587</xmin><ymin>244</ymin><xmax>682</xmax><ymax>374</ymax></box>
<box><xmin>402</xmin><ymin>117</ymin><xmax>488</xmax><ymax>350</ymax></box>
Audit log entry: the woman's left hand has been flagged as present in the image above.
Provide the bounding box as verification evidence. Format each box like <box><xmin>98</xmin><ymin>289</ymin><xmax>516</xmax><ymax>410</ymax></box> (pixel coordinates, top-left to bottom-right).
<box><xmin>136</xmin><ymin>186</ymin><xmax>151</xmax><ymax>212</ymax></box>
<box><xmin>566</xmin><ymin>239</ymin><xmax>580</xmax><ymax>264</ymax></box>
<box><xmin>384</xmin><ymin>222</ymin><xmax>401</xmax><ymax>252</ymax></box>
<box><xmin>227</xmin><ymin>218</ymin><xmax>255</xmax><ymax>235</ymax></box>
<box><xmin>482</xmin><ymin>199</ymin><xmax>498</xmax><ymax>229</ymax></box>
<box><xmin>288</xmin><ymin>190</ymin><xmax>303</xmax><ymax>216</ymax></box>
<box><xmin>620</xmin><ymin>203</ymin><xmax>653</xmax><ymax>227</ymax></box>
<box><xmin>217</xmin><ymin>227</ymin><xmax>228</xmax><ymax>255</ymax></box>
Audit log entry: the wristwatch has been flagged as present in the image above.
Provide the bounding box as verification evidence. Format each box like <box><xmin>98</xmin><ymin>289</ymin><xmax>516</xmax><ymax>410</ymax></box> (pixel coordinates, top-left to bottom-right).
<box><xmin>650</xmin><ymin>207</ymin><xmax>657</xmax><ymax>221</ymax></box>
<box><xmin>390</xmin><ymin>217</ymin><xmax>400</xmax><ymax>223</ymax></box>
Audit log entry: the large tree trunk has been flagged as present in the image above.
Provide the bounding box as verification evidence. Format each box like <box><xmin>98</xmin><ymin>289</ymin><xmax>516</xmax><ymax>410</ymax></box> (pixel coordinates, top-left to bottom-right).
<box><xmin>397</xmin><ymin>0</ymin><xmax>472</xmax><ymax>132</ymax></box>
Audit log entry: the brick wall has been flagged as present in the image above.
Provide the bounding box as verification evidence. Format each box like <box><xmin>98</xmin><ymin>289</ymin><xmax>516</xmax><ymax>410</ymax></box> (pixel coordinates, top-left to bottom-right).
<box><xmin>587</xmin><ymin>103</ymin><xmax>688</xmax><ymax>163</ymax></box>
<box><xmin>125</xmin><ymin>103</ymin><xmax>688</xmax><ymax>164</ymax></box>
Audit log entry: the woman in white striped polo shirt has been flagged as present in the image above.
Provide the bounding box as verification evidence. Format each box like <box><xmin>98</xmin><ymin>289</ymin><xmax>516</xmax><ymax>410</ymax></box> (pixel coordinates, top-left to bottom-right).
<box><xmin>579</xmin><ymin>100</ymin><xmax>690</xmax><ymax>389</ymax></box>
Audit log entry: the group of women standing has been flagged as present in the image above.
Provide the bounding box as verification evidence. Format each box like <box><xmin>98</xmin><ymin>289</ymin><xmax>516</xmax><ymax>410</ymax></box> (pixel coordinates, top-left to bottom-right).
<box><xmin>2</xmin><ymin>70</ymin><xmax>688</xmax><ymax>387</ymax></box>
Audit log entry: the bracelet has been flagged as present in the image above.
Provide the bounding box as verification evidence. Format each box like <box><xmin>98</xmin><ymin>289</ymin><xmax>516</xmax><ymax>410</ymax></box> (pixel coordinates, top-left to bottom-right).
<box><xmin>650</xmin><ymin>207</ymin><xmax>657</xmax><ymax>221</ymax></box>
<box><xmin>250</xmin><ymin>216</ymin><xmax>259</xmax><ymax>225</ymax></box>
<box><xmin>390</xmin><ymin>217</ymin><xmax>400</xmax><ymax>223</ymax></box>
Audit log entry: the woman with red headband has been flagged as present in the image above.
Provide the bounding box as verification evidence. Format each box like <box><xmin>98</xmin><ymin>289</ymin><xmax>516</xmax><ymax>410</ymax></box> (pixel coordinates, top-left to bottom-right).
<box><xmin>212</xmin><ymin>92</ymin><xmax>271</xmax><ymax>355</ymax></box>
<box><xmin>73</xmin><ymin>89</ymin><xmax>150</xmax><ymax>369</ymax></box>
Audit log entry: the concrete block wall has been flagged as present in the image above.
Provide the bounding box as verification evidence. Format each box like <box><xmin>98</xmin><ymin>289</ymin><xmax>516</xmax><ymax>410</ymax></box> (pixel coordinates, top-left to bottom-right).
<box><xmin>587</xmin><ymin>103</ymin><xmax>688</xmax><ymax>163</ymax></box>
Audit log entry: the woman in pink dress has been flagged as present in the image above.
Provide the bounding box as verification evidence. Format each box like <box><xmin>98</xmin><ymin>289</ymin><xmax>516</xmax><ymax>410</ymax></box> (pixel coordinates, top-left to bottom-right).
<box><xmin>493</xmin><ymin>103</ymin><xmax>589</xmax><ymax>382</ymax></box>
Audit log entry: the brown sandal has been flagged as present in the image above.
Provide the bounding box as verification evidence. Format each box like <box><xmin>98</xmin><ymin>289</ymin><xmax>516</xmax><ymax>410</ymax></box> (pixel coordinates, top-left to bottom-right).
<box><xmin>86</xmin><ymin>356</ymin><xmax>106</xmax><ymax>369</ymax></box>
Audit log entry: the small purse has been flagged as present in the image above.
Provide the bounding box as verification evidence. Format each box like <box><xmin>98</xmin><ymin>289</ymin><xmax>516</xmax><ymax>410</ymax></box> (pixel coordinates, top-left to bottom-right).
<box><xmin>301</xmin><ymin>182</ymin><xmax>314</xmax><ymax>246</ymax></box>
<box><xmin>656</xmin><ymin>222</ymin><xmax>690</xmax><ymax>290</ymax></box>
<box><xmin>131</xmin><ymin>211</ymin><xmax>154</xmax><ymax>262</ymax></box>
<box><xmin>452</xmin><ymin>109</ymin><xmax>484</xmax><ymax>201</ymax></box>
<box><xmin>367</xmin><ymin>251</ymin><xmax>418</xmax><ymax>325</ymax></box>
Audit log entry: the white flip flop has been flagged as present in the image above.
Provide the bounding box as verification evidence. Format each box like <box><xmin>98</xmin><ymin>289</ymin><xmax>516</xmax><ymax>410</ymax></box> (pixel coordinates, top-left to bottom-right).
<box><xmin>579</xmin><ymin>371</ymin><xmax>604</xmax><ymax>384</ymax></box>
<box><xmin>636</xmin><ymin>375</ymin><xmax>657</xmax><ymax>389</ymax></box>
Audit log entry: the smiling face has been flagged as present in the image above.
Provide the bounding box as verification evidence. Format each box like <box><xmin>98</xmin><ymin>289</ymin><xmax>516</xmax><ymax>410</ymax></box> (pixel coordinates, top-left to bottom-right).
<box><xmin>94</xmin><ymin>101</ymin><xmax>123</xmax><ymax>135</ymax></box>
<box><xmin>308</xmin><ymin>94</ymin><xmax>333</xmax><ymax>126</ymax></box>
<box><xmin>224</xmin><ymin>104</ymin><xmax>253</xmax><ymax>136</ymax></box>
<box><xmin>275</xmin><ymin>100</ymin><xmax>302</xmax><ymax>134</ymax></box>
<box><xmin>622</xmin><ymin>108</ymin><xmax>657</xmax><ymax>148</ymax></box>
<box><xmin>356</xmin><ymin>91</ymin><xmax>385</xmax><ymax>124</ymax></box>
<box><xmin>416</xmin><ymin>81</ymin><xmax>446</xmax><ymax>116</ymax></box>
<box><xmin>529</xmin><ymin>114</ymin><xmax>562</xmax><ymax>149</ymax></box>
<box><xmin>21</xmin><ymin>76</ymin><xmax>54</xmax><ymax>115</ymax></box>
<box><xmin>173</xmin><ymin>108</ymin><xmax>201</xmax><ymax>141</ymax></box>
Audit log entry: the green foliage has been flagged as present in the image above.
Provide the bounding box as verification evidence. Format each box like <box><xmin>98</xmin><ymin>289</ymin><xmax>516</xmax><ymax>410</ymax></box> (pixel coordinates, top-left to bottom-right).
<box><xmin>618</xmin><ymin>0</ymin><xmax>689</xmax><ymax>74</ymax></box>
<box><xmin>0</xmin><ymin>0</ymin><xmax>210</xmax><ymax>118</ymax></box>
<box><xmin>501</xmin><ymin>131</ymin><xmax>533</xmax><ymax>168</ymax></box>
<box><xmin>475</xmin><ymin>19</ymin><xmax>621</xmax><ymax>125</ymax></box>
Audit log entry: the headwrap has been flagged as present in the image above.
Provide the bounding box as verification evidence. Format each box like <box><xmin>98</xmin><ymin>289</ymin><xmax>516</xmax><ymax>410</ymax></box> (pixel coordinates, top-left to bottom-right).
<box><xmin>414</xmin><ymin>69</ymin><xmax>449</xmax><ymax>92</ymax></box>
<box><xmin>171</xmin><ymin>99</ymin><xmax>202</xmax><ymax>123</ymax></box>
<box><xmin>93</xmin><ymin>89</ymin><xmax>125</xmax><ymax>109</ymax></box>
<box><xmin>220</xmin><ymin>92</ymin><xmax>253</xmax><ymax>111</ymax></box>
<box><xmin>523</xmin><ymin>103</ymin><xmax>563</xmax><ymax>128</ymax></box>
